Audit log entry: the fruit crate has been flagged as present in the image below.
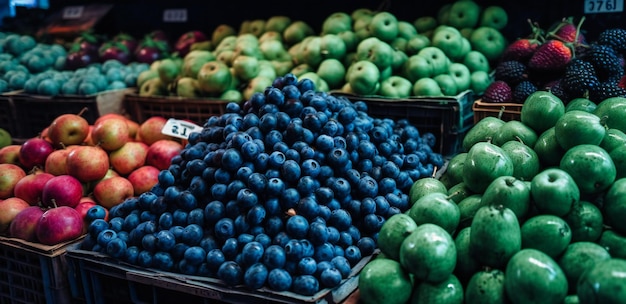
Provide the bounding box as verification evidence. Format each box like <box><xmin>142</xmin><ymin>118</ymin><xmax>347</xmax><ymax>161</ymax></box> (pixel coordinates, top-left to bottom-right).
<box><xmin>65</xmin><ymin>243</ymin><xmax>375</xmax><ymax>304</ymax></box>
<box><xmin>331</xmin><ymin>90</ymin><xmax>475</xmax><ymax>156</ymax></box>
<box><xmin>0</xmin><ymin>93</ymin><xmax>16</xmax><ymax>137</ymax></box>
<box><xmin>124</xmin><ymin>94</ymin><xmax>229</xmax><ymax>125</ymax></box>
<box><xmin>472</xmin><ymin>99</ymin><xmax>522</xmax><ymax>124</ymax></box>
<box><xmin>10</xmin><ymin>88</ymin><xmax>134</xmax><ymax>140</ymax></box>
<box><xmin>0</xmin><ymin>235</ymin><xmax>85</xmax><ymax>304</ymax></box>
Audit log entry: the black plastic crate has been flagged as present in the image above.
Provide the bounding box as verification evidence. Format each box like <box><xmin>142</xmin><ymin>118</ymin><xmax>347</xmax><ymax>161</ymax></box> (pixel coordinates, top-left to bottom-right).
<box><xmin>0</xmin><ymin>236</ymin><xmax>84</xmax><ymax>304</ymax></box>
<box><xmin>66</xmin><ymin>244</ymin><xmax>372</xmax><ymax>304</ymax></box>
<box><xmin>331</xmin><ymin>90</ymin><xmax>475</xmax><ymax>156</ymax></box>
<box><xmin>124</xmin><ymin>94</ymin><xmax>229</xmax><ymax>125</ymax></box>
<box><xmin>0</xmin><ymin>93</ymin><xmax>16</xmax><ymax>137</ymax></box>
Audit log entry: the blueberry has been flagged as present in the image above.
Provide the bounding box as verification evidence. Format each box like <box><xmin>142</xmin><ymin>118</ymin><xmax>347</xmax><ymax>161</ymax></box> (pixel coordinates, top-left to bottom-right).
<box><xmin>254</xmin><ymin>233</ymin><xmax>272</xmax><ymax>248</ymax></box>
<box><xmin>357</xmin><ymin>237</ymin><xmax>377</xmax><ymax>257</ymax></box>
<box><xmin>265</xmin><ymin>216</ymin><xmax>284</xmax><ymax>238</ymax></box>
<box><xmin>285</xmin><ymin>148</ymin><xmax>300</xmax><ymax>162</ymax></box>
<box><xmin>300</xmin><ymin>239</ymin><xmax>315</xmax><ymax>257</ymax></box>
<box><xmin>199</xmin><ymin>235</ymin><xmax>218</xmax><ymax>252</ymax></box>
<box><xmin>266</xmin><ymin>177</ymin><xmax>285</xmax><ymax>197</ymax></box>
<box><xmin>236</xmin><ymin>188</ymin><xmax>258</xmax><ymax>209</ymax></box>
<box><xmin>357</xmin><ymin>175</ymin><xmax>379</xmax><ymax>198</ymax></box>
<box><xmin>314</xmin><ymin>242</ymin><xmax>335</xmax><ymax>262</ymax></box>
<box><xmin>236</xmin><ymin>166</ymin><xmax>254</xmax><ymax>182</ymax></box>
<box><xmin>215</xmin><ymin>218</ymin><xmax>235</xmax><ymax>241</ymax></box>
<box><xmin>286</xmin><ymin>215</ymin><xmax>309</xmax><ymax>239</ymax></box>
<box><xmin>360</xmin><ymin>197</ymin><xmax>376</xmax><ymax>215</ymax></box>
<box><xmin>244</xmin><ymin>262</ymin><xmax>269</xmax><ymax>290</ymax></box>
<box><xmin>315</xmin><ymin>134</ymin><xmax>334</xmax><ymax>152</ymax></box>
<box><xmin>297</xmin><ymin>196</ymin><xmax>320</xmax><ymax>220</ymax></box>
<box><xmin>280</xmin><ymin>188</ymin><xmax>300</xmax><ymax>210</ymax></box>
<box><xmin>329</xmin><ymin>178</ymin><xmax>351</xmax><ymax>199</ymax></box>
<box><xmin>318</xmin><ymin>205</ymin><xmax>332</xmax><ymax>221</ymax></box>
<box><xmin>374</xmin><ymin>196</ymin><xmax>391</xmax><ymax>216</ymax></box>
<box><xmin>320</xmin><ymin>268</ymin><xmax>342</xmax><ymax>288</ymax></box>
<box><xmin>221</xmin><ymin>148</ymin><xmax>243</xmax><ymax>172</ymax></box>
<box><xmin>315</xmin><ymin>260</ymin><xmax>334</xmax><ymax>278</ymax></box>
<box><xmin>303</xmin><ymin>113</ymin><xmax>323</xmax><ymax>132</ymax></box>
<box><xmin>378</xmin><ymin>177</ymin><xmax>397</xmax><ymax>195</ymax></box>
<box><xmin>264</xmin><ymin>197</ymin><xmax>281</xmax><ymax>216</ymax></box>
<box><xmin>154</xmin><ymin>230</ymin><xmax>176</xmax><ymax>251</ymax></box>
<box><xmin>204</xmin><ymin>201</ymin><xmax>225</xmax><ymax>227</ymax></box>
<box><xmin>281</xmin><ymin>159</ymin><xmax>302</xmax><ymax>182</ymax></box>
<box><xmin>242</xmin><ymin>113</ymin><xmax>259</xmax><ymax>129</ymax></box>
<box><xmin>357</xmin><ymin>159</ymin><xmax>373</xmax><ymax>174</ymax></box>
<box><xmin>157</xmin><ymin>170</ymin><xmax>175</xmax><ymax>187</ymax></box>
<box><xmin>206</xmin><ymin>249</ymin><xmax>226</xmax><ymax>272</ymax></box>
<box><xmin>124</xmin><ymin>246</ymin><xmax>140</xmax><ymax>264</ymax></box>
<box><xmin>259</xmin><ymin>112</ymin><xmax>277</xmax><ymax>133</ymax></box>
<box><xmin>96</xmin><ymin>229</ymin><xmax>117</xmax><ymax>247</ymax></box>
<box><xmin>272</xmin><ymin>231</ymin><xmax>290</xmax><ymax>247</ymax></box>
<box><xmin>181</xmin><ymin>224</ymin><xmax>203</xmax><ymax>245</ymax></box>
<box><xmin>263</xmin><ymin>244</ymin><xmax>286</xmax><ymax>270</ymax></box>
<box><xmin>213</xmin><ymin>168</ymin><xmax>231</xmax><ymax>184</ymax></box>
<box><xmin>275</xmin><ymin>112</ymin><xmax>291</xmax><ymax>131</ymax></box>
<box><xmin>344</xmin><ymin>245</ymin><xmax>362</xmax><ymax>265</ymax></box>
<box><xmin>357</xmin><ymin>140</ymin><xmax>376</xmax><ymax>160</ymax></box>
<box><xmin>183</xmin><ymin>246</ymin><xmax>207</xmax><ymax>266</ymax></box>
<box><xmin>172</xmin><ymin>209</ymin><xmax>188</xmax><ymax>227</ymax></box>
<box><xmin>235</xmin><ymin>214</ymin><xmax>250</xmax><ymax>234</ymax></box>
<box><xmin>267</xmin><ymin>268</ymin><xmax>292</xmax><ymax>292</ymax></box>
<box><xmin>284</xmin><ymin>238</ymin><xmax>304</xmax><ymax>261</ymax></box>
<box><xmin>189</xmin><ymin>176</ymin><xmax>208</xmax><ymax>198</ymax></box>
<box><xmin>337</xmin><ymin>231</ymin><xmax>353</xmax><ymax>248</ymax></box>
<box><xmin>137</xmin><ymin>250</ymin><xmax>153</xmax><ymax>268</ymax></box>
<box><xmin>241</xmin><ymin>241</ymin><xmax>265</xmax><ymax>268</ymax></box>
<box><xmin>226</xmin><ymin>180</ymin><xmax>246</xmax><ymax>200</ymax></box>
<box><xmin>122</xmin><ymin>213</ymin><xmax>140</xmax><ymax>232</ymax></box>
<box><xmin>297</xmin><ymin>78</ymin><xmax>315</xmax><ymax>93</ymax></box>
<box><xmin>297</xmin><ymin>176</ymin><xmax>320</xmax><ymax>196</ymax></box>
<box><xmin>331</xmin><ymin>256</ymin><xmax>351</xmax><ymax>278</ymax></box>
<box><xmin>268</xmin><ymin>151</ymin><xmax>286</xmax><ymax>168</ymax></box>
<box><xmin>88</xmin><ymin>219</ymin><xmax>109</xmax><ymax>239</ymax></box>
<box><xmin>247</xmin><ymin>205</ymin><xmax>266</xmax><ymax>226</ymax></box>
<box><xmin>247</xmin><ymin>172</ymin><xmax>268</xmax><ymax>193</ymax></box>
<box><xmin>222</xmin><ymin>237</ymin><xmax>239</xmax><ymax>260</ymax></box>
<box><xmin>386</xmin><ymin>192</ymin><xmax>408</xmax><ymax>210</ymax></box>
<box><xmin>217</xmin><ymin>261</ymin><xmax>243</xmax><ymax>287</ymax></box>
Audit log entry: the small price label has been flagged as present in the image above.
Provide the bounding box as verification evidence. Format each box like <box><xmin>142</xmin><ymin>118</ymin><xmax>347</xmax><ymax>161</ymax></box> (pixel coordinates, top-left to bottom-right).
<box><xmin>585</xmin><ymin>0</ymin><xmax>623</xmax><ymax>13</ymax></box>
<box><xmin>163</xmin><ymin>8</ymin><xmax>188</xmax><ymax>23</ymax></box>
<box><xmin>162</xmin><ymin>118</ymin><xmax>203</xmax><ymax>140</ymax></box>
<box><xmin>62</xmin><ymin>6</ymin><xmax>84</xmax><ymax>19</ymax></box>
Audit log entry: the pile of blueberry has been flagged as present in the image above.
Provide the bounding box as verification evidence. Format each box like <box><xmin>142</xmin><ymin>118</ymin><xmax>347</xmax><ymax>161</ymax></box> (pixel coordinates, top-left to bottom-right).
<box><xmin>82</xmin><ymin>73</ymin><xmax>445</xmax><ymax>296</ymax></box>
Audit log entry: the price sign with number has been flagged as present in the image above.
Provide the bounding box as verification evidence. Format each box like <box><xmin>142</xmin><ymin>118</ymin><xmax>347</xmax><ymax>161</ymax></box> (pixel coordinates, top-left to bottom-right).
<box><xmin>62</xmin><ymin>6</ymin><xmax>84</xmax><ymax>19</ymax></box>
<box><xmin>162</xmin><ymin>118</ymin><xmax>203</xmax><ymax>140</ymax></box>
<box><xmin>585</xmin><ymin>0</ymin><xmax>624</xmax><ymax>13</ymax></box>
<box><xmin>163</xmin><ymin>8</ymin><xmax>188</xmax><ymax>23</ymax></box>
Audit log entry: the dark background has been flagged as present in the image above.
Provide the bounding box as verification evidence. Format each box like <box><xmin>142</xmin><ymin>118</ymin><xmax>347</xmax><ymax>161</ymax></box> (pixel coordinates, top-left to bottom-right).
<box><xmin>3</xmin><ymin>0</ymin><xmax>625</xmax><ymax>43</ymax></box>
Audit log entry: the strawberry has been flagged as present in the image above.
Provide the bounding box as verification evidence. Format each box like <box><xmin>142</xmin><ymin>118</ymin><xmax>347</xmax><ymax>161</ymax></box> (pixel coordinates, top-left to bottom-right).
<box><xmin>528</xmin><ymin>39</ymin><xmax>572</xmax><ymax>71</ymax></box>
<box><xmin>550</xmin><ymin>16</ymin><xmax>586</xmax><ymax>44</ymax></box>
<box><xmin>482</xmin><ymin>80</ymin><xmax>512</xmax><ymax>103</ymax></box>
<box><xmin>500</xmin><ymin>38</ymin><xmax>541</xmax><ymax>63</ymax></box>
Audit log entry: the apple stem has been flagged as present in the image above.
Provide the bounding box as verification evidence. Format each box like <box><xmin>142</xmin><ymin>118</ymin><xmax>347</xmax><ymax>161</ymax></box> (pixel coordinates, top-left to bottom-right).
<box><xmin>514</xmin><ymin>135</ymin><xmax>525</xmax><ymax>145</ymax></box>
<box><xmin>52</xmin><ymin>199</ymin><xmax>58</xmax><ymax>208</ymax></box>
<box><xmin>498</xmin><ymin>106</ymin><xmax>505</xmax><ymax>120</ymax></box>
<box><xmin>77</xmin><ymin>107</ymin><xmax>88</xmax><ymax>117</ymax></box>
<box><xmin>431</xmin><ymin>166</ymin><xmax>438</xmax><ymax>178</ymax></box>
<box><xmin>599</xmin><ymin>115</ymin><xmax>609</xmax><ymax>129</ymax></box>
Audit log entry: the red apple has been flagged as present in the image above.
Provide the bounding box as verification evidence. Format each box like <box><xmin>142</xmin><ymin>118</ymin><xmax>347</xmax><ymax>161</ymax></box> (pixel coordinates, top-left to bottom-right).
<box><xmin>13</xmin><ymin>172</ymin><xmax>55</xmax><ymax>206</ymax></box>
<box><xmin>83</xmin><ymin>125</ymin><xmax>95</xmax><ymax>145</ymax></box>
<box><xmin>44</xmin><ymin>146</ymin><xmax>77</xmax><ymax>176</ymax></box>
<box><xmin>66</xmin><ymin>145</ymin><xmax>110</xmax><ymax>182</ymax></box>
<box><xmin>109</xmin><ymin>141</ymin><xmax>149</xmax><ymax>175</ymax></box>
<box><xmin>0</xmin><ymin>163</ymin><xmax>27</xmax><ymax>199</ymax></box>
<box><xmin>127</xmin><ymin>165</ymin><xmax>160</xmax><ymax>196</ymax></box>
<box><xmin>19</xmin><ymin>137</ymin><xmax>55</xmax><ymax>171</ymax></box>
<box><xmin>80</xmin><ymin>196</ymin><xmax>97</xmax><ymax>204</ymax></box>
<box><xmin>0</xmin><ymin>145</ymin><xmax>22</xmax><ymax>165</ymax></box>
<box><xmin>0</xmin><ymin>197</ymin><xmax>30</xmax><ymax>233</ymax></box>
<box><xmin>138</xmin><ymin>116</ymin><xmax>174</xmax><ymax>145</ymax></box>
<box><xmin>91</xmin><ymin>117</ymin><xmax>130</xmax><ymax>151</ymax></box>
<box><xmin>9</xmin><ymin>206</ymin><xmax>45</xmax><ymax>242</ymax></box>
<box><xmin>94</xmin><ymin>113</ymin><xmax>128</xmax><ymax>125</ymax></box>
<box><xmin>126</xmin><ymin>119</ymin><xmax>140</xmax><ymax>140</ymax></box>
<box><xmin>145</xmin><ymin>139</ymin><xmax>183</xmax><ymax>170</ymax></box>
<box><xmin>41</xmin><ymin>175</ymin><xmax>84</xmax><ymax>208</ymax></box>
<box><xmin>36</xmin><ymin>206</ymin><xmax>84</xmax><ymax>245</ymax></box>
<box><xmin>74</xmin><ymin>200</ymin><xmax>97</xmax><ymax>233</ymax></box>
<box><xmin>93</xmin><ymin>176</ymin><xmax>134</xmax><ymax>209</ymax></box>
<box><xmin>46</xmin><ymin>113</ymin><xmax>90</xmax><ymax>148</ymax></box>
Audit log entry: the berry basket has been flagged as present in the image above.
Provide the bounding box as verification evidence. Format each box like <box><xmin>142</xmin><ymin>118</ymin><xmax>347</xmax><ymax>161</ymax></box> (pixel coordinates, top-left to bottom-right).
<box><xmin>0</xmin><ymin>235</ymin><xmax>85</xmax><ymax>304</ymax></box>
<box><xmin>472</xmin><ymin>99</ymin><xmax>523</xmax><ymax>124</ymax></box>
<box><xmin>123</xmin><ymin>94</ymin><xmax>229</xmax><ymax>125</ymax></box>
<box><xmin>10</xmin><ymin>88</ymin><xmax>133</xmax><ymax>140</ymax></box>
<box><xmin>65</xmin><ymin>243</ymin><xmax>375</xmax><ymax>304</ymax></box>
<box><xmin>331</xmin><ymin>90</ymin><xmax>475</xmax><ymax>156</ymax></box>
<box><xmin>0</xmin><ymin>93</ymin><xmax>16</xmax><ymax>137</ymax></box>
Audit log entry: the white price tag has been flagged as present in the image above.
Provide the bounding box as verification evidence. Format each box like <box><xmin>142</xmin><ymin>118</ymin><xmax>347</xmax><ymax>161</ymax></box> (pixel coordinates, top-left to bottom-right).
<box><xmin>161</xmin><ymin>118</ymin><xmax>203</xmax><ymax>140</ymax></box>
<box><xmin>62</xmin><ymin>6</ymin><xmax>84</xmax><ymax>19</ymax></box>
<box><xmin>585</xmin><ymin>0</ymin><xmax>623</xmax><ymax>13</ymax></box>
<box><xmin>163</xmin><ymin>8</ymin><xmax>188</xmax><ymax>23</ymax></box>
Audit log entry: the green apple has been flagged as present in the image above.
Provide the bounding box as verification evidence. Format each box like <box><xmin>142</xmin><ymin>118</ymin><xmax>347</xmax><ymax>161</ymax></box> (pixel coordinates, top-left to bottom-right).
<box><xmin>265</xmin><ymin>15</ymin><xmax>292</xmax><ymax>33</ymax></box>
<box><xmin>234</xmin><ymin>36</ymin><xmax>263</xmax><ymax>59</ymax></box>
<box><xmin>248</xmin><ymin>19</ymin><xmax>266</xmax><ymax>37</ymax></box>
<box><xmin>403</xmin><ymin>54</ymin><xmax>434</xmax><ymax>82</ymax></box>
<box><xmin>291</xmin><ymin>63</ymin><xmax>313</xmax><ymax>78</ymax></box>
<box><xmin>288</xmin><ymin>41</ymin><xmax>305</xmax><ymax>65</ymax></box>
<box><xmin>337</xmin><ymin>30</ymin><xmax>358</xmax><ymax>52</ymax></box>
<box><xmin>458</xmin><ymin>37</ymin><xmax>472</xmax><ymax>61</ymax></box>
<box><xmin>348</xmin><ymin>60</ymin><xmax>380</xmax><ymax>95</ymax></box>
<box><xmin>220</xmin><ymin>89</ymin><xmax>243</xmax><ymax>102</ymax></box>
<box><xmin>391</xmin><ymin>49</ymin><xmax>408</xmax><ymax>72</ymax></box>
<box><xmin>351</xmin><ymin>8</ymin><xmax>374</xmax><ymax>21</ymax></box>
<box><xmin>414</xmin><ymin>16</ymin><xmax>438</xmax><ymax>34</ymax></box>
<box><xmin>380</xmin><ymin>66</ymin><xmax>393</xmax><ymax>81</ymax></box>
<box><xmin>0</xmin><ymin>128</ymin><xmax>11</xmax><ymax>148</ymax></box>
<box><xmin>271</xmin><ymin>60</ymin><xmax>294</xmax><ymax>76</ymax></box>
<box><xmin>216</xmin><ymin>49</ymin><xmax>236</xmax><ymax>66</ymax></box>
<box><xmin>470</xmin><ymin>26</ymin><xmax>507</xmax><ymax>62</ymax></box>
<box><xmin>460</xmin><ymin>28</ymin><xmax>474</xmax><ymax>39</ymax></box>
<box><xmin>176</xmin><ymin>77</ymin><xmax>201</xmax><ymax>98</ymax></box>
<box><xmin>369</xmin><ymin>11</ymin><xmax>399</xmax><ymax>42</ymax></box>
<box><xmin>243</xmin><ymin>75</ymin><xmax>273</xmax><ymax>100</ymax></box>
<box><xmin>431</xmin><ymin>26</ymin><xmax>465</xmax><ymax>61</ymax></box>
<box><xmin>320</xmin><ymin>34</ymin><xmax>347</xmax><ymax>61</ymax></box>
<box><xmin>379</xmin><ymin>75</ymin><xmax>412</xmax><ymax>98</ymax></box>
<box><xmin>434</xmin><ymin>73</ymin><xmax>458</xmax><ymax>96</ymax></box>
<box><xmin>214</xmin><ymin>36</ymin><xmax>237</xmax><ymax>54</ymax></box>
<box><xmin>232</xmin><ymin>55</ymin><xmax>259</xmax><ymax>81</ymax></box>
<box><xmin>137</xmin><ymin>69</ymin><xmax>158</xmax><ymax>88</ymax></box>
<box><xmin>256</xmin><ymin>59</ymin><xmax>277</xmax><ymax>81</ymax></box>
<box><xmin>391</xmin><ymin>37</ymin><xmax>409</xmax><ymax>53</ymax></box>
<box><xmin>398</xmin><ymin>21</ymin><xmax>418</xmax><ymax>40</ymax></box>
<box><xmin>301</xmin><ymin>36</ymin><xmax>323</xmax><ymax>67</ymax></box>
<box><xmin>260</xmin><ymin>39</ymin><xmax>288</xmax><ymax>61</ymax></box>
<box><xmin>417</xmin><ymin>46</ymin><xmax>450</xmax><ymax>76</ymax></box>
<box><xmin>227</xmin><ymin>67</ymin><xmax>240</xmax><ymax>90</ymax></box>
<box><xmin>157</xmin><ymin>57</ymin><xmax>182</xmax><ymax>85</ymax></box>
<box><xmin>300</xmin><ymin>71</ymin><xmax>329</xmax><ymax>92</ymax></box>
<box><xmin>480</xmin><ymin>6</ymin><xmax>509</xmax><ymax>30</ymax></box>
<box><xmin>448</xmin><ymin>62</ymin><xmax>471</xmax><ymax>92</ymax></box>
<box><xmin>321</xmin><ymin>12</ymin><xmax>352</xmax><ymax>35</ymax></box>
<box><xmin>283</xmin><ymin>20</ymin><xmax>315</xmax><ymax>46</ymax></box>
<box><xmin>317</xmin><ymin>58</ymin><xmax>346</xmax><ymax>89</ymax></box>
<box><xmin>447</xmin><ymin>0</ymin><xmax>482</xmax><ymax>29</ymax></box>
<box><xmin>353</xmin><ymin>14</ymin><xmax>374</xmax><ymax>40</ymax></box>
<box><xmin>259</xmin><ymin>31</ymin><xmax>283</xmax><ymax>44</ymax></box>
<box><xmin>182</xmin><ymin>50</ymin><xmax>215</xmax><ymax>78</ymax></box>
<box><xmin>470</xmin><ymin>70</ymin><xmax>492</xmax><ymax>95</ymax></box>
<box><xmin>238</xmin><ymin>20</ymin><xmax>251</xmax><ymax>35</ymax></box>
<box><xmin>340</xmin><ymin>82</ymin><xmax>354</xmax><ymax>94</ymax></box>
<box><xmin>355</xmin><ymin>37</ymin><xmax>394</xmax><ymax>70</ymax></box>
<box><xmin>405</xmin><ymin>34</ymin><xmax>431</xmax><ymax>55</ymax></box>
<box><xmin>436</xmin><ymin>4</ymin><xmax>453</xmax><ymax>25</ymax></box>
<box><xmin>211</xmin><ymin>24</ymin><xmax>237</xmax><ymax>46</ymax></box>
<box><xmin>413</xmin><ymin>77</ymin><xmax>443</xmax><ymax>96</ymax></box>
<box><xmin>463</xmin><ymin>50</ymin><xmax>490</xmax><ymax>73</ymax></box>
<box><xmin>139</xmin><ymin>77</ymin><xmax>167</xmax><ymax>96</ymax></box>
<box><xmin>197</xmin><ymin>61</ymin><xmax>232</xmax><ymax>95</ymax></box>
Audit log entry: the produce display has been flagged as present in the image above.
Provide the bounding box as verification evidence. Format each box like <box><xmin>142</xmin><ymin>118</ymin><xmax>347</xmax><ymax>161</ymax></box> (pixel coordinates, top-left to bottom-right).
<box><xmin>75</xmin><ymin>72</ymin><xmax>446</xmax><ymax>296</ymax></box>
<box><xmin>358</xmin><ymin>90</ymin><xmax>626</xmax><ymax>303</ymax></box>
<box><xmin>0</xmin><ymin>112</ymin><xmax>183</xmax><ymax>245</ymax></box>
<box><xmin>135</xmin><ymin>0</ymin><xmax>506</xmax><ymax>102</ymax></box>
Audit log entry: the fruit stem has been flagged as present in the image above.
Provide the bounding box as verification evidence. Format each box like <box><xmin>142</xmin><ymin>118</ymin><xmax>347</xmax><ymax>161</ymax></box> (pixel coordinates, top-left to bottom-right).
<box><xmin>514</xmin><ymin>135</ymin><xmax>525</xmax><ymax>145</ymax></box>
<box><xmin>77</xmin><ymin>107</ymin><xmax>88</xmax><ymax>117</ymax></box>
<box><xmin>431</xmin><ymin>166</ymin><xmax>438</xmax><ymax>178</ymax></box>
<box><xmin>498</xmin><ymin>106</ymin><xmax>505</xmax><ymax>120</ymax></box>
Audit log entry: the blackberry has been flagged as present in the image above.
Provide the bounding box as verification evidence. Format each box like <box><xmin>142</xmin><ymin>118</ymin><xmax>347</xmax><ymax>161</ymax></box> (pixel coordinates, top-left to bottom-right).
<box><xmin>585</xmin><ymin>44</ymin><xmax>624</xmax><ymax>82</ymax></box>
<box><xmin>562</xmin><ymin>58</ymin><xmax>599</xmax><ymax>98</ymax></box>
<box><xmin>482</xmin><ymin>80</ymin><xmax>512</xmax><ymax>103</ymax></box>
<box><xmin>494</xmin><ymin>60</ymin><xmax>528</xmax><ymax>85</ymax></box>
<box><xmin>597</xmin><ymin>28</ymin><xmax>626</xmax><ymax>54</ymax></box>
<box><xmin>545</xmin><ymin>79</ymin><xmax>570</xmax><ymax>103</ymax></box>
<box><xmin>589</xmin><ymin>81</ymin><xmax>626</xmax><ymax>103</ymax></box>
<box><xmin>512</xmin><ymin>80</ymin><xmax>537</xmax><ymax>103</ymax></box>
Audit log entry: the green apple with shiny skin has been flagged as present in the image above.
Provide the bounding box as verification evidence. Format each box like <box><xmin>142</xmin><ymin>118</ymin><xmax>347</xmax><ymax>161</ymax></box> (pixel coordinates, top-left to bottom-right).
<box><xmin>434</xmin><ymin>73</ymin><xmax>458</xmax><ymax>96</ymax></box>
<box><xmin>603</xmin><ymin>178</ymin><xmax>626</xmax><ymax>235</ymax></box>
<box><xmin>259</xmin><ymin>39</ymin><xmax>288</xmax><ymax>61</ymax></box>
<box><xmin>533</xmin><ymin>127</ymin><xmax>565</xmax><ymax>167</ymax></box>
<box><xmin>447</xmin><ymin>0</ymin><xmax>481</xmax><ymax>29</ymax></box>
<box><xmin>300</xmin><ymin>36</ymin><xmax>323</xmax><ymax>67</ymax></box>
<box><xmin>197</xmin><ymin>61</ymin><xmax>232</xmax><ymax>95</ymax></box>
<box><xmin>405</xmin><ymin>34</ymin><xmax>431</xmax><ymax>56</ymax></box>
<box><xmin>520</xmin><ymin>90</ymin><xmax>565</xmax><ymax>134</ymax></box>
<box><xmin>214</xmin><ymin>36</ymin><xmax>237</xmax><ymax>55</ymax></box>
<box><xmin>481</xmin><ymin>175</ymin><xmax>530</xmax><ymax>220</ymax></box>
<box><xmin>563</xmin><ymin>200</ymin><xmax>604</xmax><ymax>243</ymax></box>
<box><xmin>566</xmin><ymin>97</ymin><xmax>596</xmax><ymax>113</ymax></box>
<box><xmin>182</xmin><ymin>50</ymin><xmax>215</xmax><ymax>78</ymax></box>
<box><xmin>470</xmin><ymin>205</ymin><xmax>521</xmax><ymax>269</ymax></box>
<box><xmin>232</xmin><ymin>55</ymin><xmax>259</xmax><ymax>81</ymax></box>
<box><xmin>601</xmin><ymin>128</ymin><xmax>626</xmax><ymax>153</ymax></box>
<box><xmin>558</xmin><ymin>241</ymin><xmax>611</xmax><ymax>290</ymax></box>
<box><xmin>369</xmin><ymin>11</ymin><xmax>399</xmax><ymax>42</ymax></box>
<box><xmin>521</xmin><ymin>214</ymin><xmax>572</xmax><ymax>258</ymax></box>
<box><xmin>609</xmin><ymin>144</ymin><xmax>626</xmax><ymax>179</ymax></box>
<box><xmin>504</xmin><ymin>249</ymin><xmax>568</xmax><ymax>304</ymax></box>
<box><xmin>358</xmin><ymin>257</ymin><xmax>413</xmax><ymax>304</ymax></box>
<box><xmin>470</xmin><ymin>26</ymin><xmax>507</xmax><ymax>61</ymax></box>
<box><xmin>577</xmin><ymin>258</ymin><xmax>626</xmax><ymax>303</ymax></box>
<box><xmin>462</xmin><ymin>141</ymin><xmax>514</xmax><ymax>193</ymax></box>
<box><xmin>463</xmin><ymin>50</ymin><xmax>490</xmax><ymax>73</ymax></box>
<box><xmin>355</xmin><ymin>37</ymin><xmax>394</xmax><ymax>71</ymax></box>
<box><xmin>347</xmin><ymin>60</ymin><xmax>380</xmax><ymax>95</ymax></box>
<box><xmin>554</xmin><ymin>110</ymin><xmax>606</xmax><ymax>150</ymax></box>
<box><xmin>432</xmin><ymin>26</ymin><xmax>465</xmax><ymax>61</ymax></box>
<box><xmin>417</xmin><ymin>46</ymin><xmax>450</xmax><ymax>76</ymax></box>
<box><xmin>470</xmin><ymin>70</ymin><xmax>491</xmax><ymax>95</ymax></box>
<box><xmin>403</xmin><ymin>54</ymin><xmax>433</xmax><ymax>82</ymax></box>
<box><xmin>242</xmin><ymin>75</ymin><xmax>272</xmax><ymax>100</ymax></box>
<box><xmin>479</xmin><ymin>5</ymin><xmax>509</xmax><ymax>30</ymax></box>
<box><xmin>593</xmin><ymin>96</ymin><xmax>626</xmax><ymax>134</ymax></box>
<box><xmin>319</xmin><ymin>33</ymin><xmax>347</xmax><ymax>61</ymax></box>
<box><xmin>493</xmin><ymin>120</ymin><xmax>538</xmax><ymax>147</ymax></box>
<box><xmin>316</xmin><ymin>58</ymin><xmax>345</xmax><ymax>89</ymax></box>
<box><xmin>413</xmin><ymin>77</ymin><xmax>443</xmax><ymax>97</ymax></box>
<box><xmin>501</xmin><ymin>139</ymin><xmax>540</xmax><ymax>182</ymax></box>
<box><xmin>379</xmin><ymin>75</ymin><xmax>412</xmax><ymax>98</ymax></box>
<box><xmin>321</xmin><ymin>12</ymin><xmax>352</xmax><ymax>35</ymax></box>
<box><xmin>531</xmin><ymin>168</ymin><xmax>580</xmax><ymax>216</ymax></box>
<box><xmin>462</xmin><ymin>116</ymin><xmax>505</xmax><ymax>151</ymax></box>
<box><xmin>397</xmin><ymin>21</ymin><xmax>418</xmax><ymax>40</ymax></box>
<box><xmin>448</xmin><ymin>62</ymin><xmax>471</xmax><ymax>92</ymax></box>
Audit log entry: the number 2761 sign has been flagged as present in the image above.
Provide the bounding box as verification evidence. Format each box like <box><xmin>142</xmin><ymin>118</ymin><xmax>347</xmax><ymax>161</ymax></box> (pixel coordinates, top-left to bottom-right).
<box><xmin>585</xmin><ymin>0</ymin><xmax>624</xmax><ymax>13</ymax></box>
